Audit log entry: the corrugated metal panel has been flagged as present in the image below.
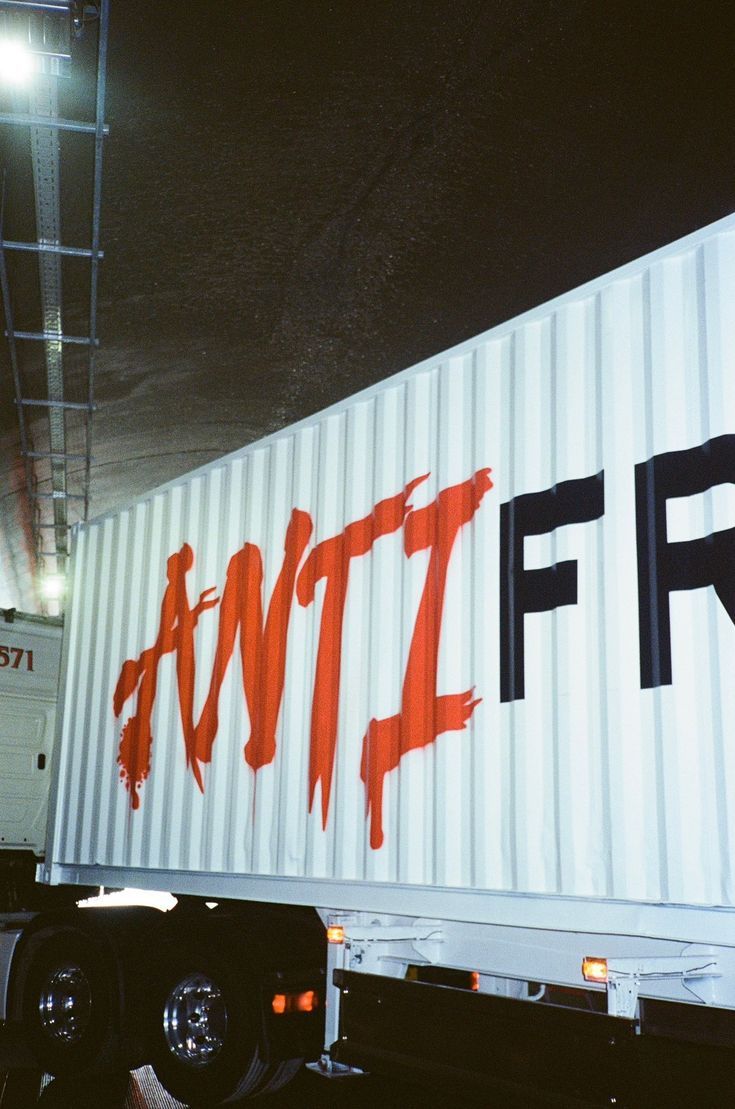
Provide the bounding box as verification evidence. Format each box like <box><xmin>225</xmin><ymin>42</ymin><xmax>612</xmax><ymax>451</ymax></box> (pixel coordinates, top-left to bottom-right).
<box><xmin>50</xmin><ymin>215</ymin><xmax>735</xmax><ymax>913</ymax></box>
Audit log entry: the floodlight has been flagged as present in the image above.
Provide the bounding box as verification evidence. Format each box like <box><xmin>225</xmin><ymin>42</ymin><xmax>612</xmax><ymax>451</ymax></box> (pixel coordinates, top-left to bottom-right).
<box><xmin>0</xmin><ymin>38</ymin><xmax>35</xmax><ymax>84</ymax></box>
<box><xmin>40</xmin><ymin>572</ymin><xmax>65</xmax><ymax>601</ymax></box>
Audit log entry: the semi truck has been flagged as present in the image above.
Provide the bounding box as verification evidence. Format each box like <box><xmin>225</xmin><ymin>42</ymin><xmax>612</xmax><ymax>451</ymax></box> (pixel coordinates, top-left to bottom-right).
<box><xmin>3</xmin><ymin>213</ymin><xmax>735</xmax><ymax>1105</ymax></box>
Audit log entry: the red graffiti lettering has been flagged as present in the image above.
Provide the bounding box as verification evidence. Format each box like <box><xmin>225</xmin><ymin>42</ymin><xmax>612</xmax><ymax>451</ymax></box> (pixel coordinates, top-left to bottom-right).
<box><xmin>360</xmin><ymin>468</ymin><xmax>492</xmax><ymax>848</ymax></box>
<box><xmin>114</xmin><ymin>510</ymin><xmax>312</xmax><ymax>807</ymax></box>
<box><xmin>113</xmin><ymin>468</ymin><xmax>492</xmax><ymax>851</ymax></box>
<box><xmin>114</xmin><ymin>544</ymin><xmax>218</xmax><ymax>809</ymax></box>
<box><xmin>195</xmin><ymin>510</ymin><xmax>312</xmax><ymax>776</ymax></box>
<box><xmin>296</xmin><ymin>476</ymin><xmax>427</xmax><ymax>828</ymax></box>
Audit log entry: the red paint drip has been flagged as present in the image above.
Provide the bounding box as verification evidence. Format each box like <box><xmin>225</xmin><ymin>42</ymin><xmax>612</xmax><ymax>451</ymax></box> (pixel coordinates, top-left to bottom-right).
<box><xmin>297</xmin><ymin>475</ymin><xmax>427</xmax><ymax>828</ymax></box>
<box><xmin>360</xmin><ymin>468</ymin><xmax>492</xmax><ymax>848</ymax></box>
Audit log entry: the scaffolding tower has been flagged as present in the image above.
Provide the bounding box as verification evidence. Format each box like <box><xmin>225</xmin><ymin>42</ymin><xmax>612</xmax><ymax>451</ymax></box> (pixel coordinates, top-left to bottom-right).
<box><xmin>0</xmin><ymin>0</ymin><xmax>109</xmax><ymax>613</ymax></box>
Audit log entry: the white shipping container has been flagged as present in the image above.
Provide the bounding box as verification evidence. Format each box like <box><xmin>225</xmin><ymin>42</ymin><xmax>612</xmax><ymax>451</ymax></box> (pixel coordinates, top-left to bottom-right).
<box><xmin>46</xmin><ymin>214</ymin><xmax>735</xmax><ymax>946</ymax></box>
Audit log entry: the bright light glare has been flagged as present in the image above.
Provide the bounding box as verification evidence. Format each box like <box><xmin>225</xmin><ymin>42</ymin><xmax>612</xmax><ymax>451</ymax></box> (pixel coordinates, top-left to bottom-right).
<box><xmin>78</xmin><ymin>887</ymin><xmax>177</xmax><ymax>911</ymax></box>
<box><xmin>0</xmin><ymin>40</ymin><xmax>35</xmax><ymax>85</ymax></box>
<box><xmin>41</xmin><ymin>573</ymin><xmax>65</xmax><ymax>601</ymax></box>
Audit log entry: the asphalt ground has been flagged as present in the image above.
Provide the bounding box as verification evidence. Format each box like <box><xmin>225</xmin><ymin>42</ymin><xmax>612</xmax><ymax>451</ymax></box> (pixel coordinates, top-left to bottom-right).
<box><xmin>4</xmin><ymin>1027</ymin><xmax>735</xmax><ymax>1107</ymax></box>
<box><xmin>3</xmin><ymin>1063</ymin><xmax>525</xmax><ymax>1109</ymax></box>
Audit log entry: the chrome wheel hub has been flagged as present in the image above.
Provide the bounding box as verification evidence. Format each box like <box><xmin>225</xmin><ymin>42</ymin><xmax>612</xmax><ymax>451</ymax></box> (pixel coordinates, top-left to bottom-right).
<box><xmin>162</xmin><ymin>972</ymin><xmax>227</xmax><ymax>1068</ymax></box>
<box><xmin>38</xmin><ymin>963</ymin><xmax>92</xmax><ymax>1043</ymax></box>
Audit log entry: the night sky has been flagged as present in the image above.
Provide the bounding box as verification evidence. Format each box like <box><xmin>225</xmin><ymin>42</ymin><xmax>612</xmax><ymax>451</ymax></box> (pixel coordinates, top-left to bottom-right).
<box><xmin>1</xmin><ymin>0</ymin><xmax>734</xmax><ymax>609</ymax></box>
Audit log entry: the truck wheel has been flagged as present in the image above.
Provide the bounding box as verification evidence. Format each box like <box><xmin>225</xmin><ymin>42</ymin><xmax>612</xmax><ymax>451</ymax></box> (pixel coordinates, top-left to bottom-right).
<box><xmin>150</xmin><ymin>955</ymin><xmax>270</xmax><ymax>1105</ymax></box>
<box><xmin>19</xmin><ymin>930</ymin><xmax>116</xmax><ymax>1075</ymax></box>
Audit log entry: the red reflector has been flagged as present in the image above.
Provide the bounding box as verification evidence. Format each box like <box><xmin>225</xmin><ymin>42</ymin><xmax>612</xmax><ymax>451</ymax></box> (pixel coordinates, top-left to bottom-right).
<box><xmin>296</xmin><ymin>989</ymin><xmax>317</xmax><ymax>1013</ymax></box>
<box><xmin>272</xmin><ymin>989</ymin><xmax>319</xmax><ymax>1016</ymax></box>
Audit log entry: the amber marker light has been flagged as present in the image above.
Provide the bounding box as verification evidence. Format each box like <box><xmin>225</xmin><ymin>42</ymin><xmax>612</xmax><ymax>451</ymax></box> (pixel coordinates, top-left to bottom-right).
<box><xmin>582</xmin><ymin>957</ymin><xmax>609</xmax><ymax>984</ymax></box>
<box><xmin>272</xmin><ymin>990</ymin><xmax>319</xmax><ymax>1015</ymax></box>
<box><xmin>327</xmin><ymin>924</ymin><xmax>345</xmax><ymax>944</ymax></box>
<box><xmin>470</xmin><ymin>971</ymin><xmax>480</xmax><ymax>991</ymax></box>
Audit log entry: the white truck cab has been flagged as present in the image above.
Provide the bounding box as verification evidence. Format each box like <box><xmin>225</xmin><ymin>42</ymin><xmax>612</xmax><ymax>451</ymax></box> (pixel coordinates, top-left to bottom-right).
<box><xmin>0</xmin><ymin>610</ymin><xmax>62</xmax><ymax>905</ymax></box>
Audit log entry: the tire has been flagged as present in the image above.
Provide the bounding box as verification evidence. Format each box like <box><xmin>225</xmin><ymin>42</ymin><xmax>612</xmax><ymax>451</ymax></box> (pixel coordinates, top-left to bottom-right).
<box><xmin>150</xmin><ymin>952</ymin><xmax>271</xmax><ymax>1106</ymax></box>
<box><xmin>19</xmin><ymin>929</ymin><xmax>118</xmax><ymax>1076</ymax></box>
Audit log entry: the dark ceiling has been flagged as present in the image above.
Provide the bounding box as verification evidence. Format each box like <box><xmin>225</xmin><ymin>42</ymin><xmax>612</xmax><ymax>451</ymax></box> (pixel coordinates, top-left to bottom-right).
<box><xmin>1</xmin><ymin>0</ymin><xmax>734</xmax><ymax>610</ymax></box>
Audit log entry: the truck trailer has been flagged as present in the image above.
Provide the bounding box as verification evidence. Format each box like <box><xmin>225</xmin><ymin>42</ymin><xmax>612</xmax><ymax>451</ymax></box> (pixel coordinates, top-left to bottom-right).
<box><xmin>3</xmin><ymin>214</ymin><xmax>735</xmax><ymax>1105</ymax></box>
